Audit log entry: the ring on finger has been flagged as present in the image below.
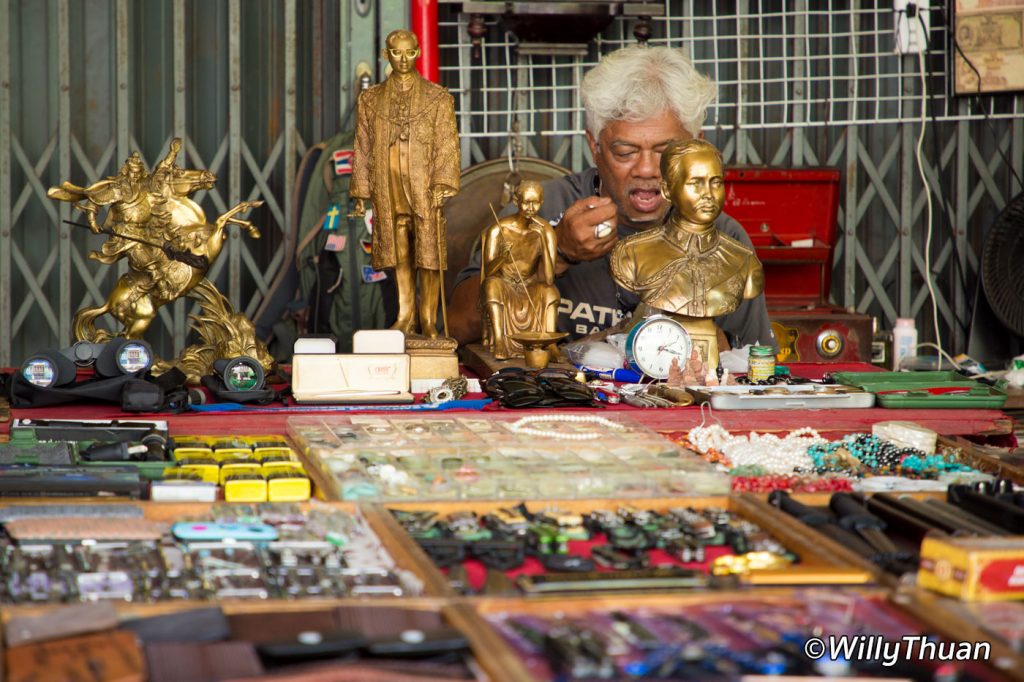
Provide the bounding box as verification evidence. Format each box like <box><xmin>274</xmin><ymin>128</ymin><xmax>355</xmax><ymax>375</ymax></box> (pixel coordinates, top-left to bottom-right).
<box><xmin>594</xmin><ymin>221</ymin><xmax>614</xmax><ymax>239</ymax></box>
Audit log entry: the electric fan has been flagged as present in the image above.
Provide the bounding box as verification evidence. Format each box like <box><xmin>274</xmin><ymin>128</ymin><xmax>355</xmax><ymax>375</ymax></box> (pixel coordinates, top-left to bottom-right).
<box><xmin>982</xmin><ymin>192</ymin><xmax>1024</xmax><ymax>337</ymax></box>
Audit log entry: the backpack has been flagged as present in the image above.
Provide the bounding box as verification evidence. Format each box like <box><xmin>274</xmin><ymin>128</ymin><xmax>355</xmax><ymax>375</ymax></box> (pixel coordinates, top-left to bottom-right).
<box><xmin>255</xmin><ymin>130</ymin><xmax>397</xmax><ymax>356</ymax></box>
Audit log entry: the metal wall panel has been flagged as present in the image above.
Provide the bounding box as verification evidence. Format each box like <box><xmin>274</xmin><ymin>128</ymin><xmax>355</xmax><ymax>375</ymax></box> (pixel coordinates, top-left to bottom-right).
<box><xmin>1</xmin><ymin>0</ymin><xmax>1021</xmax><ymax>364</ymax></box>
<box><xmin>1</xmin><ymin>0</ymin><xmax>415</xmax><ymax>365</ymax></box>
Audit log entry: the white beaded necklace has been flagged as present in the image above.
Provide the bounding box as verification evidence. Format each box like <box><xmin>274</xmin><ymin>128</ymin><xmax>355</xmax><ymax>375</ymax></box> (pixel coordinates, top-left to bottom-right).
<box><xmin>508</xmin><ymin>414</ymin><xmax>627</xmax><ymax>441</ymax></box>
<box><xmin>687</xmin><ymin>424</ymin><xmax>826</xmax><ymax>474</ymax></box>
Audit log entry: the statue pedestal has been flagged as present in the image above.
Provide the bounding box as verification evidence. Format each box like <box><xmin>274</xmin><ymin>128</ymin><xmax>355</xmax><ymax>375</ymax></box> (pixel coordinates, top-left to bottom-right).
<box><xmin>459</xmin><ymin>343</ymin><xmax>572</xmax><ymax>378</ymax></box>
<box><xmin>406</xmin><ymin>336</ymin><xmax>460</xmax><ymax>380</ymax></box>
<box><xmin>673</xmin><ymin>315</ymin><xmax>721</xmax><ymax>369</ymax></box>
<box><xmin>459</xmin><ymin>343</ymin><xmax>524</xmax><ymax>377</ymax></box>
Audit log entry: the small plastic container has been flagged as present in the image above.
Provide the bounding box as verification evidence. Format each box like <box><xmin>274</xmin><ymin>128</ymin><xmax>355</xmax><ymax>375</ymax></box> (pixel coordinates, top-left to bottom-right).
<box><xmin>892</xmin><ymin>317</ymin><xmax>918</xmax><ymax>369</ymax></box>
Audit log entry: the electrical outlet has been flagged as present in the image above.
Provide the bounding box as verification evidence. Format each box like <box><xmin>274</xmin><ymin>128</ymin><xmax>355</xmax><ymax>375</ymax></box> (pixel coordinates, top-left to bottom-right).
<box><xmin>894</xmin><ymin>0</ymin><xmax>930</xmax><ymax>54</ymax></box>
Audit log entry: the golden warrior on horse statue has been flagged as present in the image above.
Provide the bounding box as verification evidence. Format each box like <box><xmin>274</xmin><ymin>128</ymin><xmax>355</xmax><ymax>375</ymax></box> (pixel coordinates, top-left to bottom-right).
<box><xmin>48</xmin><ymin>138</ymin><xmax>273</xmax><ymax>382</ymax></box>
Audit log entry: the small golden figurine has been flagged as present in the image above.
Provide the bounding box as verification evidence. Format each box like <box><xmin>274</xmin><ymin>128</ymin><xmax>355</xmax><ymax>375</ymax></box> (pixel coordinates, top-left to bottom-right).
<box><xmin>48</xmin><ymin>139</ymin><xmax>273</xmax><ymax>383</ymax></box>
<box><xmin>479</xmin><ymin>180</ymin><xmax>560</xmax><ymax>360</ymax></box>
<box><xmin>350</xmin><ymin>29</ymin><xmax>460</xmax><ymax>341</ymax></box>
<box><xmin>611</xmin><ymin>138</ymin><xmax>764</xmax><ymax>368</ymax></box>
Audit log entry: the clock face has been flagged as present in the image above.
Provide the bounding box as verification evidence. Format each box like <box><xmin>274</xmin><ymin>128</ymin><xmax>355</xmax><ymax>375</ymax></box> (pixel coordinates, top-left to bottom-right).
<box><xmin>627</xmin><ymin>316</ymin><xmax>693</xmax><ymax>380</ymax></box>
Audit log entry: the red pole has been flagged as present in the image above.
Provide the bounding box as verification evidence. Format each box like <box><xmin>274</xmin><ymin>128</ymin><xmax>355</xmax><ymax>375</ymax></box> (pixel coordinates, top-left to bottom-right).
<box><xmin>411</xmin><ymin>0</ymin><xmax>439</xmax><ymax>83</ymax></box>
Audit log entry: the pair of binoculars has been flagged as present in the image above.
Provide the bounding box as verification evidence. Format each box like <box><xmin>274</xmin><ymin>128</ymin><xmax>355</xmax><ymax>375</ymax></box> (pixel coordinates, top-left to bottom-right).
<box><xmin>21</xmin><ymin>339</ymin><xmax>154</xmax><ymax>388</ymax></box>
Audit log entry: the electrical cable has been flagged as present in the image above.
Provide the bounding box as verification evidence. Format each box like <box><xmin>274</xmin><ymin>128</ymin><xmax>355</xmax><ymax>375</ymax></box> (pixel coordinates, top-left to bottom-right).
<box><xmin>325</xmin><ymin>268</ymin><xmax>343</xmax><ymax>295</ymax></box>
<box><xmin>915</xmin><ymin>48</ymin><xmax>943</xmax><ymax>366</ymax></box>
<box><xmin>918</xmin><ymin>12</ymin><xmax>970</xmax><ymax>337</ymax></box>
<box><xmin>947</xmin><ymin>15</ymin><xmax>1024</xmax><ymax>192</ymax></box>
<box><xmin>950</xmin><ymin>16</ymin><xmax>982</xmax><ymax>86</ymax></box>
<box><xmin>895</xmin><ymin>4</ymin><xmax>1024</xmax><ymax>348</ymax></box>
<box><xmin>311</xmin><ymin>256</ymin><xmax>322</xmax><ymax>334</ymax></box>
<box><xmin>897</xmin><ymin>342</ymin><xmax>1009</xmax><ymax>381</ymax></box>
<box><xmin>895</xmin><ymin>342</ymin><xmax>962</xmax><ymax>371</ymax></box>
<box><xmin>971</xmin><ymin>103</ymin><xmax>1024</xmax><ymax>195</ymax></box>
<box><xmin>907</xmin><ymin>5</ymin><xmax>1024</xmax><ymax>354</ymax></box>
<box><xmin>892</xmin><ymin>4</ymin><xmax>955</xmax><ymax>350</ymax></box>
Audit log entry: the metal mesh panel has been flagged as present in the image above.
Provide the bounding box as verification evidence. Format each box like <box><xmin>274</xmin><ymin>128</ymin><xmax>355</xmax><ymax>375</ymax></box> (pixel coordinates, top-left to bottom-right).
<box><xmin>440</xmin><ymin>1</ymin><xmax>1022</xmax><ymax>141</ymax></box>
<box><xmin>438</xmin><ymin>1</ymin><xmax>1024</xmax><ymax>352</ymax></box>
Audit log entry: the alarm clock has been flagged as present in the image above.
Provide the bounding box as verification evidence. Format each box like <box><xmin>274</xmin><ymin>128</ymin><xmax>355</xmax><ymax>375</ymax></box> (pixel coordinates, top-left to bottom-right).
<box><xmin>624</xmin><ymin>314</ymin><xmax>693</xmax><ymax>380</ymax></box>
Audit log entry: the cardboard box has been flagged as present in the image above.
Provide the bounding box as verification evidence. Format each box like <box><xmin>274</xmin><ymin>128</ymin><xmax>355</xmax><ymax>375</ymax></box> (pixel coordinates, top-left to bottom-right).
<box><xmin>919</xmin><ymin>535</ymin><xmax>1024</xmax><ymax>601</ymax></box>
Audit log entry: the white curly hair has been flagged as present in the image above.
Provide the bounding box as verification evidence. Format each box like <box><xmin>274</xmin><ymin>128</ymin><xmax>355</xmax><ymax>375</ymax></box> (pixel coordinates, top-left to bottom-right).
<box><xmin>581</xmin><ymin>46</ymin><xmax>716</xmax><ymax>139</ymax></box>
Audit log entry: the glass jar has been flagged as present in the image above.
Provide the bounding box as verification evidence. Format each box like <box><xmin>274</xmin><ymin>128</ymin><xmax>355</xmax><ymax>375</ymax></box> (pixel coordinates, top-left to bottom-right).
<box><xmin>748</xmin><ymin>345</ymin><xmax>776</xmax><ymax>383</ymax></box>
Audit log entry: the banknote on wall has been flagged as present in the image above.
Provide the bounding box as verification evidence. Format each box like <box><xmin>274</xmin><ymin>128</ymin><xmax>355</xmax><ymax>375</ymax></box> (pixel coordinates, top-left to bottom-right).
<box><xmin>955</xmin><ymin>1</ymin><xmax>1024</xmax><ymax>94</ymax></box>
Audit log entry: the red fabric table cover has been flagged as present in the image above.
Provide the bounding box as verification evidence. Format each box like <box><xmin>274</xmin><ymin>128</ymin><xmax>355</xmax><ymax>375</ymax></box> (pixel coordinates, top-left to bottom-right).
<box><xmin>1</xmin><ymin>361</ymin><xmax>1011</xmax><ymax>438</ymax></box>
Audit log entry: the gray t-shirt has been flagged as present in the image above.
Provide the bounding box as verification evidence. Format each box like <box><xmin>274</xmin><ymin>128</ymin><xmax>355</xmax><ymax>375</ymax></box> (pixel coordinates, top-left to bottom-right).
<box><xmin>455</xmin><ymin>168</ymin><xmax>777</xmax><ymax>350</ymax></box>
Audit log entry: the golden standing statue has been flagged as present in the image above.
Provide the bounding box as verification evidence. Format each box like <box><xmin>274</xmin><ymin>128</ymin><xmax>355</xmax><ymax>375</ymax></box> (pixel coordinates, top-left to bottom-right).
<box><xmin>479</xmin><ymin>181</ymin><xmax>560</xmax><ymax>359</ymax></box>
<box><xmin>47</xmin><ymin>138</ymin><xmax>273</xmax><ymax>383</ymax></box>
<box><xmin>611</xmin><ymin>139</ymin><xmax>764</xmax><ymax>368</ymax></box>
<box><xmin>350</xmin><ymin>29</ymin><xmax>460</xmax><ymax>340</ymax></box>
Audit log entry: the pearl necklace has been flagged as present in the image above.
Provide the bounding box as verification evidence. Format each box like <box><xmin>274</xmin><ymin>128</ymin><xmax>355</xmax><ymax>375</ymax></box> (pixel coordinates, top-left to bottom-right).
<box><xmin>687</xmin><ymin>423</ymin><xmax>732</xmax><ymax>454</ymax></box>
<box><xmin>508</xmin><ymin>414</ymin><xmax>627</xmax><ymax>441</ymax></box>
<box><xmin>688</xmin><ymin>424</ymin><xmax>826</xmax><ymax>474</ymax></box>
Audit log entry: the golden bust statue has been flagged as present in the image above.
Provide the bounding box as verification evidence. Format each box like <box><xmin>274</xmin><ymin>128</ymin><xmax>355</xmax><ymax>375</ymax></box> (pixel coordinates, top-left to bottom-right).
<box><xmin>611</xmin><ymin>138</ymin><xmax>764</xmax><ymax>367</ymax></box>
<box><xmin>350</xmin><ymin>29</ymin><xmax>460</xmax><ymax>341</ymax></box>
<box><xmin>479</xmin><ymin>181</ymin><xmax>560</xmax><ymax>359</ymax></box>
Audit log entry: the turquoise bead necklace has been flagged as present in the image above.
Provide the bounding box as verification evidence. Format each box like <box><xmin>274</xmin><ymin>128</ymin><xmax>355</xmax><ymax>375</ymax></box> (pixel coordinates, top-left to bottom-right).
<box><xmin>806</xmin><ymin>434</ymin><xmax>971</xmax><ymax>479</ymax></box>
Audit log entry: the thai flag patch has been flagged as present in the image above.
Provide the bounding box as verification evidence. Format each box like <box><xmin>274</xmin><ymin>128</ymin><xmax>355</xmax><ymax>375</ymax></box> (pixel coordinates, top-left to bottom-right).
<box><xmin>333</xmin><ymin>149</ymin><xmax>354</xmax><ymax>175</ymax></box>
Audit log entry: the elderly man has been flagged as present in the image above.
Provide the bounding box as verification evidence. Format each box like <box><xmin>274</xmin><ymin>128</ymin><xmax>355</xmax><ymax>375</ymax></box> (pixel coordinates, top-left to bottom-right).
<box><xmin>448</xmin><ymin>46</ymin><xmax>775</xmax><ymax>351</ymax></box>
<box><xmin>351</xmin><ymin>29</ymin><xmax>460</xmax><ymax>339</ymax></box>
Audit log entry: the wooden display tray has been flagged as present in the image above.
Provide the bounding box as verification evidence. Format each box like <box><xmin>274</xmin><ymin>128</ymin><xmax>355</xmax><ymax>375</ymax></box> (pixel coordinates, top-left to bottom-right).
<box><xmin>738</xmin><ymin>435</ymin><xmax>1024</xmax><ymax>512</ymax></box>
<box><xmin>379</xmin><ymin>494</ymin><xmax>877</xmax><ymax>599</ymax></box>
<box><xmin>291</xmin><ymin>443</ymin><xmax>348</xmax><ymax>504</ymax></box>
<box><xmin>0</xmin><ymin>598</ymin><xmax>512</xmax><ymax>682</ymax></box>
<box><xmin>0</xmin><ymin>498</ymin><xmax>512</xmax><ymax>681</ymax></box>
<box><xmin>0</xmin><ymin>497</ymin><xmax>536</xmax><ymax>679</ymax></box>
<box><xmin>2</xmin><ymin>495</ymin><xmax>1023</xmax><ymax>682</ymax></box>
<box><xmin>0</xmin><ymin>499</ymin><xmax>450</xmax><ymax>600</ymax></box>
<box><xmin>467</xmin><ymin>587</ymin><xmax>1024</xmax><ymax>682</ymax></box>
<box><xmin>887</xmin><ymin>587</ymin><xmax>1024</xmax><ymax>682</ymax></box>
<box><xmin>0</xmin><ymin>594</ymin><xmax>451</xmax><ymax>623</ymax></box>
<box><xmin>0</xmin><ymin>499</ymin><xmax>521</xmax><ymax>682</ymax></box>
<box><xmin>941</xmin><ymin>435</ymin><xmax>1024</xmax><ymax>484</ymax></box>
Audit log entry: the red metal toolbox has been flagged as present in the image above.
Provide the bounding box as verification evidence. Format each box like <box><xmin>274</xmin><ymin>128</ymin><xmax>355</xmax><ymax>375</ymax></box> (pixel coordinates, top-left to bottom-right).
<box><xmin>724</xmin><ymin>167</ymin><xmax>872</xmax><ymax>363</ymax></box>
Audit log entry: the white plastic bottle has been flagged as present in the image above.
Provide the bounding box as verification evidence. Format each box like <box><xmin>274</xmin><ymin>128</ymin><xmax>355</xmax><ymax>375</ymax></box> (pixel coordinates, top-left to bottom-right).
<box><xmin>892</xmin><ymin>318</ymin><xmax>918</xmax><ymax>370</ymax></box>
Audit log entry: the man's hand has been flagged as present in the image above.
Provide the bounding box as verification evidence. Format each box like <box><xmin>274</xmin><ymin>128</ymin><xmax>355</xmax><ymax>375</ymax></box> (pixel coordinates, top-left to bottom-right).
<box><xmin>348</xmin><ymin>197</ymin><xmax>366</xmax><ymax>218</ymax></box>
<box><xmin>556</xmin><ymin>195</ymin><xmax>618</xmax><ymax>265</ymax></box>
<box><xmin>431</xmin><ymin>185</ymin><xmax>456</xmax><ymax>208</ymax></box>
